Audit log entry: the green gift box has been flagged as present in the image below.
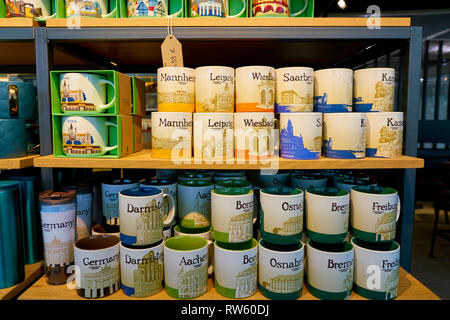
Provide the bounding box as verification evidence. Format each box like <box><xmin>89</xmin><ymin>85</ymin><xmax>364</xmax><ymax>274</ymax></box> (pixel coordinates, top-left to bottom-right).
<box><xmin>0</xmin><ymin>0</ymin><xmax>57</xmax><ymax>19</ymax></box>
<box><xmin>248</xmin><ymin>0</ymin><xmax>313</xmax><ymax>17</ymax></box>
<box><xmin>52</xmin><ymin>114</ymin><xmax>135</xmax><ymax>158</ymax></box>
<box><xmin>51</xmin><ymin>70</ymin><xmax>132</xmax><ymax>116</ymax></box>
<box><xmin>169</xmin><ymin>0</ymin><xmax>186</xmax><ymax>17</ymax></box>
<box><xmin>53</xmin><ymin>0</ymin><xmax>120</xmax><ymax>18</ymax></box>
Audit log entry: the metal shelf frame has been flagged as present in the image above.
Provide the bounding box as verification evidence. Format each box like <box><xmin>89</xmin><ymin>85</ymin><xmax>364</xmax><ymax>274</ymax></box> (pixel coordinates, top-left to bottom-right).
<box><xmin>25</xmin><ymin>24</ymin><xmax>424</xmax><ymax>271</ymax></box>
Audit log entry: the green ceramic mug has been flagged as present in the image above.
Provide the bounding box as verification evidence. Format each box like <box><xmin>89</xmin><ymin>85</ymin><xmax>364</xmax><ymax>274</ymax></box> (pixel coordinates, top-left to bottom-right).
<box><xmin>164</xmin><ymin>236</ymin><xmax>209</xmax><ymax>299</ymax></box>
<box><xmin>259</xmin><ymin>187</ymin><xmax>303</xmax><ymax>245</ymax></box>
<box><xmin>214</xmin><ymin>239</ymin><xmax>258</xmax><ymax>299</ymax></box>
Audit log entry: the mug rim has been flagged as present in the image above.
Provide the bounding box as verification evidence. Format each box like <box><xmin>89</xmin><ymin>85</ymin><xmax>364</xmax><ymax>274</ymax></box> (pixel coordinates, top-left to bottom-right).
<box><xmin>157</xmin><ymin>66</ymin><xmax>194</xmax><ymax>72</ymax></box>
<box><xmin>259</xmin><ymin>239</ymin><xmax>304</xmax><ymax>253</ymax></box>
<box><xmin>306</xmin><ymin>187</ymin><xmax>348</xmax><ymax>197</ymax></box>
<box><xmin>215</xmin><ymin>238</ymin><xmax>258</xmax><ymax>252</ymax></box>
<box><xmin>354</xmin><ymin>67</ymin><xmax>395</xmax><ymax>73</ymax></box>
<box><xmin>236</xmin><ymin>65</ymin><xmax>275</xmax><ymax>70</ymax></box>
<box><xmin>351</xmin><ymin>185</ymin><xmax>397</xmax><ymax>195</ymax></box>
<box><xmin>335</xmin><ymin>178</ymin><xmax>374</xmax><ymax>186</ymax></box>
<box><xmin>314</xmin><ymin>68</ymin><xmax>353</xmax><ymax>73</ymax></box>
<box><xmin>174</xmin><ymin>225</ymin><xmax>212</xmax><ymax>237</ymax></box>
<box><xmin>119</xmin><ymin>186</ymin><xmax>163</xmax><ymax>197</ymax></box>
<box><xmin>216</xmin><ymin>179</ymin><xmax>252</xmax><ymax>188</ymax></box>
<box><xmin>261</xmin><ymin>186</ymin><xmax>302</xmax><ymax>196</ymax></box>
<box><xmin>195</xmin><ymin>66</ymin><xmax>234</xmax><ymax>71</ymax></box>
<box><xmin>351</xmin><ymin>237</ymin><xmax>400</xmax><ymax>253</ymax></box>
<box><xmin>178</xmin><ymin>179</ymin><xmax>214</xmax><ymax>187</ymax></box>
<box><xmin>215</xmin><ymin>170</ymin><xmax>246</xmax><ymax>177</ymax></box>
<box><xmin>275</xmin><ymin>66</ymin><xmax>314</xmax><ymax>72</ymax></box>
<box><xmin>140</xmin><ymin>178</ymin><xmax>177</xmax><ymax>186</ymax></box>
<box><xmin>164</xmin><ymin>235</ymin><xmax>208</xmax><ymax>251</ymax></box>
<box><xmin>307</xmin><ymin>239</ymin><xmax>353</xmax><ymax>254</ymax></box>
<box><xmin>75</xmin><ymin>235</ymin><xmax>120</xmax><ymax>251</ymax></box>
<box><xmin>60</xmin><ymin>72</ymin><xmax>105</xmax><ymax>78</ymax></box>
<box><xmin>120</xmin><ymin>240</ymin><xmax>163</xmax><ymax>252</ymax></box>
<box><xmin>101</xmin><ymin>179</ymin><xmax>137</xmax><ymax>186</ymax></box>
<box><xmin>212</xmin><ymin>187</ymin><xmax>253</xmax><ymax>196</ymax></box>
<box><xmin>293</xmin><ymin>174</ymin><xmax>327</xmax><ymax>181</ymax></box>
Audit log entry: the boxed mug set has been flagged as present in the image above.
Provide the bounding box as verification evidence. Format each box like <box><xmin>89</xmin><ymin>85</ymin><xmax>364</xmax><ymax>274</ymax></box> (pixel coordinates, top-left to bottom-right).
<box><xmin>50</xmin><ymin>70</ymin><xmax>143</xmax><ymax>158</ymax></box>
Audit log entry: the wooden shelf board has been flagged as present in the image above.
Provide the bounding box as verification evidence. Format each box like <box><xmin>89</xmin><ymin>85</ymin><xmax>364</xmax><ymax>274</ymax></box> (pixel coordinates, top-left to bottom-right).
<box><xmin>45</xmin><ymin>17</ymin><xmax>411</xmax><ymax>28</ymax></box>
<box><xmin>18</xmin><ymin>267</ymin><xmax>439</xmax><ymax>300</ymax></box>
<box><xmin>0</xmin><ymin>155</ymin><xmax>39</xmax><ymax>170</ymax></box>
<box><xmin>33</xmin><ymin>150</ymin><xmax>424</xmax><ymax>170</ymax></box>
<box><xmin>0</xmin><ymin>261</ymin><xmax>44</xmax><ymax>300</ymax></box>
<box><xmin>0</xmin><ymin>18</ymin><xmax>39</xmax><ymax>27</ymax></box>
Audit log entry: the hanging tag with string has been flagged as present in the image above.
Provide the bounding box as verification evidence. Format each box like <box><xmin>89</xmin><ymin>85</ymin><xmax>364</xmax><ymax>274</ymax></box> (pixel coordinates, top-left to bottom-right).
<box><xmin>161</xmin><ymin>16</ymin><xmax>184</xmax><ymax>67</ymax></box>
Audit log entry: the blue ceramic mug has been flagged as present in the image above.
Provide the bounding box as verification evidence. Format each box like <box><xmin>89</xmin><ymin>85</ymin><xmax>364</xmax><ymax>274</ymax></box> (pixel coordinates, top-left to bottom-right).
<box><xmin>291</xmin><ymin>175</ymin><xmax>328</xmax><ymax>191</ymax></box>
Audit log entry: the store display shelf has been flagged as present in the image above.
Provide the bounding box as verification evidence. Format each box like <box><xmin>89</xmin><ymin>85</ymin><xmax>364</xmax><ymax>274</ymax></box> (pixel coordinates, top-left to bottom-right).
<box><xmin>0</xmin><ymin>18</ymin><xmax>39</xmax><ymax>28</ymax></box>
<box><xmin>18</xmin><ymin>267</ymin><xmax>439</xmax><ymax>300</ymax></box>
<box><xmin>45</xmin><ymin>17</ymin><xmax>411</xmax><ymax>28</ymax></box>
<box><xmin>0</xmin><ymin>155</ymin><xmax>39</xmax><ymax>170</ymax></box>
<box><xmin>33</xmin><ymin>150</ymin><xmax>424</xmax><ymax>170</ymax></box>
<box><xmin>0</xmin><ymin>261</ymin><xmax>44</xmax><ymax>300</ymax></box>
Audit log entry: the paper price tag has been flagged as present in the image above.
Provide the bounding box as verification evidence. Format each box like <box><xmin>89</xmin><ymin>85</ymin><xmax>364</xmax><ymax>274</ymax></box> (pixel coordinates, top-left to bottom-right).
<box><xmin>161</xmin><ymin>34</ymin><xmax>184</xmax><ymax>67</ymax></box>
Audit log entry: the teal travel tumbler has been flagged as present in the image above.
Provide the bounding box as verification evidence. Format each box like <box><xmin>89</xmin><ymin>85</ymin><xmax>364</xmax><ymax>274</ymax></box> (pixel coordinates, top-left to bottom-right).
<box><xmin>0</xmin><ymin>181</ymin><xmax>25</xmax><ymax>289</ymax></box>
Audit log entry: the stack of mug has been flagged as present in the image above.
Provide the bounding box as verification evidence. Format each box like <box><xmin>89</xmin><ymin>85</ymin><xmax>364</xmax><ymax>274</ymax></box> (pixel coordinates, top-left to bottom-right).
<box><xmin>0</xmin><ymin>80</ymin><xmax>38</xmax><ymax>159</ymax></box>
<box><xmin>316</xmin><ymin>67</ymin><xmax>403</xmax><ymax>160</ymax></box>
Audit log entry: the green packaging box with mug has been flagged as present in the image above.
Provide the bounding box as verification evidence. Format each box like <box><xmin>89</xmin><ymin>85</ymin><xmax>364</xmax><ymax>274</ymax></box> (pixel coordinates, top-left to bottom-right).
<box><xmin>248</xmin><ymin>0</ymin><xmax>313</xmax><ymax>17</ymax></box>
<box><xmin>170</xmin><ymin>0</ymin><xmax>187</xmax><ymax>17</ymax></box>
<box><xmin>50</xmin><ymin>70</ymin><xmax>132</xmax><ymax>116</ymax></box>
<box><xmin>0</xmin><ymin>0</ymin><xmax>57</xmax><ymax>19</ymax></box>
<box><xmin>52</xmin><ymin>114</ymin><xmax>134</xmax><ymax>158</ymax></box>
<box><xmin>53</xmin><ymin>0</ymin><xmax>121</xmax><ymax>18</ymax></box>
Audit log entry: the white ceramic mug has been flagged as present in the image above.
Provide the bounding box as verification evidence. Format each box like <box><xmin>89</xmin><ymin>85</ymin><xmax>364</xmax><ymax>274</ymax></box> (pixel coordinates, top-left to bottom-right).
<box><xmin>211</xmin><ymin>187</ymin><xmax>254</xmax><ymax>243</ymax></box>
<box><xmin>5</xmin><ymin>0</ymin><xmax>51</xmax><ymax>18</ymax></box>
<box><xmin>193</xmin><ymin>113</ymin><xmax>234</xmax><ymax>161</ymax></box>
<box><xmin>306</xmin><ymin>240</ymin><xmax>354</xmax><ymax>300</ymax></box>
<box><xmin>60</xmin><ymin>73</ymin><xmax>115</xmax><ymax>113</ymax></box>
<box><xmin>74</xmin><ymin>235</ymin><xmax>120</xmax><ymax>299</ymax></box>
<box><xmin>157</xmin><ymin>67</ymin><xmax>195</xmax><ymax>112</ymax></box>
<box><xmin>366</xmin><ymin>112</ymin><xmax>403</xmax><ymax>158</ymax></box>
<box><xmin>120</xmin><ymin>241</ymin><xmax>164</xmax><ymax>297</ymax></box>
<box><xmin>62</xmin><ymin>116</ymin><xmax>118</xmax><ymax>156</ymax></box>
<box><xmin>235</xmin><ymin>66</ymin><xmax>275</xmax><ymax>112</ymax></box>
<box><xmin>280</xmin><ymin>112</ymin><xmax>322</xmax><ymax>160</ymax></box>
<box><xmin>314</xmin><ymin>68</ymin><xmax>353</xmax><ymax>112</ymax></box>
<box><xmin>354</xmin><ymin>68</ymin><xmax>395</xmax><ymax>112</ymax></box>
<box><xmin>214</xmin><ymin>239</ymin><xmax>258</xmax><ymax>299</ymax></box>
<box><xmin>234</xmin><ymin>112</ymin><xmax>275</xmax><ymax>160</ymax></box>
<box><xmin>195</xmin><ymin>66</ymin><xmax>234</xmax><ymax>112</ymax></box>
<box><xmin>127</xmin><ymin>0</ymin><xmax>168</xmax><ymax>17</ymax></box>
<box><xmin>305</xmin><ymin>187</ymin><xmax>350</xmax><ymax>244</ymax></box>
<box><xmin>275</xmin><ymin>67</ymin><xmax>314</xmax><ymax>112</ymax></box>
<box><xmin>119</xmin><ymin>187</ymin><xmax>175</xmax><ymax>247</ymax></box>
<box><xmin>65</xmin><ymin>0</ymin><xmax>115</xmax><ymax>18</ymax></box>
<box><xmin>350</xmin><ymin>186</ymin><xmax>401</xmax><ymax>243</ymax></box>
<box><xmin>259</xmin><ymin>187</ymin><xmax>303</xmax><ymax>245</ymax></box>
<box><xmin>323</xmin><ymin>113</ymin><xmax>367</xmax><ymax>159</ymax></box>
<box><xmin>259</xmin><ymin>240</ymin><xmax>304</xmax><ymax>300</ymax></box>
<box><xmin>151</xmin><ymin>112</ymin><xmax>192</xmax><ymax>159</ymax></box>
<box><xmin>164</xmin><ymin>235</ymin><xmax>209</xmax><ymax>299</ymax></box>
<box><xmin>352</xmin><ymin>238</ymin><xmax>400</xmax><ymax>300</ymax></box>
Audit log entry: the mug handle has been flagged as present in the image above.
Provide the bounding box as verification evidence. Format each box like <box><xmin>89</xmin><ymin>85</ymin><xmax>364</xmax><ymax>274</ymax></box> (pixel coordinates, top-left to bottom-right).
<box><xmin>227</xmin><ymin>0</ymin><xmax>246</xmax><ymax>18</ymax></box>
<box><xmin>102</xmin><ymin>7</ymin><xmax>117</xmax><ymax>18</ymax></box>
<box><xmin>36</xmin><ymin>13</ymin><xmax>56</xmax><ymax>22</ymax></box>
<box><xmin>162</xmin><ymin>193</ymin><xmax>176</xmax><ymax>227</ymax></box>
<box><xmin>395</xmin><ymin>195</ymin><xmax>401</xmax><ymax>222</ymax></box>
<box><xmin>98</xmin><ymin>79</ymin><xmax>116</xmax><ymax>111</ymax></box>
<box><xmin>290</xmin><ymin>0</ymin><xmax>309</xmax><ymax>17</ymax></box>
<box><xmin>103</xmin><ymin>121</ymin><xmax>118</xmax><ymax>152</ymax></box>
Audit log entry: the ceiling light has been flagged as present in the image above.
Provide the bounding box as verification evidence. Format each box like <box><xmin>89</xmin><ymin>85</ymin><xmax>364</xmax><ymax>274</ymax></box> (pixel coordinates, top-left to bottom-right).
<box><xmin>337</xmin><ymin>0</ymin><xmax>347</xmax><ymax>10</ymax></box>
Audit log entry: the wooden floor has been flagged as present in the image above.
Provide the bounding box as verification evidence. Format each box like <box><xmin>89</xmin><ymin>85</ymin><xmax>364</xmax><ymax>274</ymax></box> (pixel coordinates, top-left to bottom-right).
<box><xmin>19</xmin><ymin>267</ymin><xmax>439</xmax><ymax>300</ymax></box>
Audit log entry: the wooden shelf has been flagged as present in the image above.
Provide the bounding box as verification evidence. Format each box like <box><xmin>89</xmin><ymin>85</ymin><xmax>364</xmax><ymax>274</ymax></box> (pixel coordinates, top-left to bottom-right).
<box><xmin>0</xmin><ymin>18</ymin><xmax>39</xmax><ymax>28</ymax></box>
<box><xmin>0</xmin><ymin>155</ymin><xmax>39</xmax><ymax>170</ymax></box>
<box><xmin>0</xmin><ymin>261</ymin><xmax>44</xmax><ymax>300</ymax></box>
<box><xmin>33</xmin><ymin>150</ymin><xmax>424</xmax><ymax>170</ymax></box>
<box><xmin>45</xmin><ymin>17</ymin><xmax>411</xmax><ymax>28</ymax></box>
<box><xmin>18</xmin><ymin>267</ymin><xmax>439</xmax><ymax>300</ymax></box>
